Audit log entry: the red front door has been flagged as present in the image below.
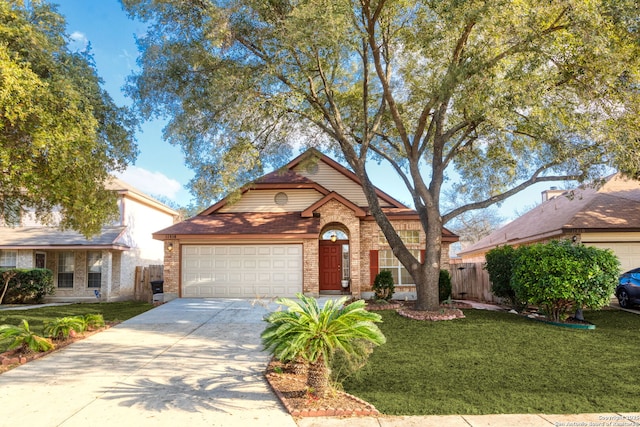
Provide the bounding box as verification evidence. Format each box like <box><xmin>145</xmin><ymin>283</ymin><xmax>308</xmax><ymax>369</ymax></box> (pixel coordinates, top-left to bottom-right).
<box><xmin>319</xmin><ymin>241</ymin><xmax>342</xmax><ymax>291</ymax></box>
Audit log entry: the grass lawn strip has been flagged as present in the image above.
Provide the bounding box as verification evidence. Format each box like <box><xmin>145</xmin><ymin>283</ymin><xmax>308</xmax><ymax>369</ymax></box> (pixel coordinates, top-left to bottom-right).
<box><xmin>0</xmin><ymin>301</ymin><xmax>153</xmax><ymax>352</ymax></box>
<box><xmin>343</xmin><ymin>309</ymin><xmax>639</xmax><ymax>415</ymax></box>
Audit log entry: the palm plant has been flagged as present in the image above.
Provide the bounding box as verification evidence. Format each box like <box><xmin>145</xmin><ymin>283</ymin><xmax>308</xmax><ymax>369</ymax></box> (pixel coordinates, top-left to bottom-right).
<box><xmin>83</xmin><ymin>313</ymin><xmax>105</xmax><ymax>330</ymax></box>
<box><xmin>261</xmin><ymin>294</ymin><xmax>386</xmax><ymax>397</ymax></box>
<box><xmin>44</xmin><ymin>316</ymin><xmax>86</xmax><ymax>340</ymax></box>
<box><xmin>0</xmin><ymin>319</ymin><xmax>54</xmax><ymax>352</ymax></box>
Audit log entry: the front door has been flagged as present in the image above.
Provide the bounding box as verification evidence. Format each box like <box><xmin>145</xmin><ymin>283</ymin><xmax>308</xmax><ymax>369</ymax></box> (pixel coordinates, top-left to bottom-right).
<box><xmin>319</xmin><ymin>241</ymin><xmax>343</xmax><ymax>291</ymax></box>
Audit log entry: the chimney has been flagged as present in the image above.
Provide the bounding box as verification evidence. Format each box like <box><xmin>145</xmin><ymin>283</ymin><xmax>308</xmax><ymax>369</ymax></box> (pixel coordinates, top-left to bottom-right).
<box><xmin>541</xmin><ymin>186</ymin><xmax>565</xmax><ymax>202</ymax></box>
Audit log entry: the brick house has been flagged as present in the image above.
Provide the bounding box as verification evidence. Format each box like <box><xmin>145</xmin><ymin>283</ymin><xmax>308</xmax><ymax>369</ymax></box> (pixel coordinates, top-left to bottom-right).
<box><xmin>153</xmin><ymin>149</ymin><xmax>458</xmax><ymax>300</ymax></box>
<box><xmin>0</xmin><ymin>178</ymin><xmax>179</xmax><ymax>302</ymax></box>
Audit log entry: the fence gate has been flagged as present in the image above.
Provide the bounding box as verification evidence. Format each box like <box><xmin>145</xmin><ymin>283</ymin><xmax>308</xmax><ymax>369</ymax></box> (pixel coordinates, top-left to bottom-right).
<box><xmin>134</xmin><ymin>265</ymin><xmax>164</xmax><ymax>303</ymax></box>
<box><xmin>449</xmin><ymin>262</ymin><xmax>500</xmax><ymax>303</ymax></box>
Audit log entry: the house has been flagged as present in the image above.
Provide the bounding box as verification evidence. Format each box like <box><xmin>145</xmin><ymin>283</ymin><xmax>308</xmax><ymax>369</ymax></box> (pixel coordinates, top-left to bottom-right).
<box><xmin>458</xmin><ymin>173</ymin><xmax>640</xmax><ymax>272</ymax></box>
<box><xmin>153</xmin><ymin>149</ymin><xmax>458</xmax><ymax>300</ymax></box>
<box><xmin>0</xmin><ymin>178</ymin><xmax>179</xmax><ymax>302</ymax></box>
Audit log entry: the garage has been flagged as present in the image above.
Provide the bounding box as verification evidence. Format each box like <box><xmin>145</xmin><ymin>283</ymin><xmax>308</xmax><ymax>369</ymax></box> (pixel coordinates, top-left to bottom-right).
<box><xmin>583</xmin><ymin>241</ymin><xmax>640</xmax><ymax>274</ymax></box>
<box><xmin>181</xmin><ymin>244</ymin><xmax>303</xmax><ymax>298</ymax></box>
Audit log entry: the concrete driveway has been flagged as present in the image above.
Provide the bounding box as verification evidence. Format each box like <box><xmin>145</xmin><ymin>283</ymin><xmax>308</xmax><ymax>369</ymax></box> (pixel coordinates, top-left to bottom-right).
<box><xmin>0</xmin><ymin>298</ymin><xmax>297</xmax><ymax>427</ymax></box>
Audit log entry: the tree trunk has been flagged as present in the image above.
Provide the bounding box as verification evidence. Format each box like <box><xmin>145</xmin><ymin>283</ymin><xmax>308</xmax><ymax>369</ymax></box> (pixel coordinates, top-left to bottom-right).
<box><xmin>413</xmin><ymin>211</ymin><xmax>443</xmax><ymax>311</ymax></box>
<box><xmin>306</xmin><ymin>356</ymin><xmax>330</xmax><ymax>397</ymax></box>
<box><xmin>0</xmin><ymin>271</ymin><xmax>16</xmax><ymax>305</ymax></box>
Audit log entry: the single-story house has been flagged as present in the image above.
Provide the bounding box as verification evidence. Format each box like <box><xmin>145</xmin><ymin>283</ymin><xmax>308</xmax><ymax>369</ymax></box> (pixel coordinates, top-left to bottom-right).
<box><xmin>153</xmin><ymin>149</ymin><xmax>458</xmax><ymax>300</ymax></box>
<box><xmin>0</xmin><ymin>178</ymin><xmax>179</xmax><ymax>302</ymax></box>
<box><xmin>458</xmin><ymin>173</ymin><xmax>640</xmax><ymax>272</ymax></box>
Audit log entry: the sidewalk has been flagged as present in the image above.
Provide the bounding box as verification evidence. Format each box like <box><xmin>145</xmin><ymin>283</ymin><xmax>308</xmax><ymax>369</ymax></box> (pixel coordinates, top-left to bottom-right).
<box><xmin>296</xmin><ymin>412</ymin><xmax>640</xmax><ymax>426</ymax></box>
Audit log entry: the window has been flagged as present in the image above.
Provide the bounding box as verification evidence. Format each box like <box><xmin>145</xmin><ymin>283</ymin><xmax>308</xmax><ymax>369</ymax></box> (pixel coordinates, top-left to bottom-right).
<box><xmin>378</xmin><ymin>249</ymin><xmax>420</xmax><ymax>285</ymax></box>
<box><xmin>57</xmin><ymin>252</ymin><xmax>74</xmax><ymax>288</ymax></box>
<box><xmin>0</xmin><ymin>250</ymin><xmax>17</xmax><ymax>268</ymax></box>
<box><xmin>378</xmin><ymin>230</ymin><xmax>420</xmax><ymax>245</ymax></box>
<box><xmin>87</xmin><ymin>252</ymin><xmax>102</xmax><ymax>288</ymax></box>
<box><xmin>342</xmin><ymin>244</ymin><xmax>350</xmax><ymax>280</ymax></box>
<box><xmin>321</xmin><ymin>229</ymin><xmax>348</xmax><ymax>241</ymax></box>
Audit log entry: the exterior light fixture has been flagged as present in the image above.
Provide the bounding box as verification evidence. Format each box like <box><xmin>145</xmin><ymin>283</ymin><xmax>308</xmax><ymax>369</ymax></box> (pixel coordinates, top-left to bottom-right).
<box><xmin>168</xmin><ymin>242</ymin><xmax>174</xmax><ymax>252</ymax></box>
<box><xmin>330</xmin><ymin>233</ymin><xmax>337</xmax><ymax>242</ymax></box>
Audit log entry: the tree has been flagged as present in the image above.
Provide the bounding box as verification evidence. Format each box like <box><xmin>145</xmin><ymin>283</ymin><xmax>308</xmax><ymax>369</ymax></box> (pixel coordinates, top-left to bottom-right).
<box><xmin>261</xmin><ymin>294</ymin><xmax>385</xmax><ymax>397</ymax></box>
<box><xmin>0</xmin><ymin>0</ymin><xmax>137</xmax><ymax>237</ymax></box>
<box><xmin>448</xmin><ymin>207</ymin><xmax>504</xmax><ymax>251</ymax></box>
<box><xmin>122</xmin><ymin>0</ymin><xmax>640</xmax><ymax>310</ymax></box>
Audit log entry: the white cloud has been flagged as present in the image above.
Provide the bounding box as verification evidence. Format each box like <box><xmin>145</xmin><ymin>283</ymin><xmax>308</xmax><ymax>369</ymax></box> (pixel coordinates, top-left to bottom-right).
<box><xmin>115</xmin><ymin>166</ymin><xmax>183</xmax><ymax>201</ymax></box>
<box><xmin>68</xmin><ymin>31</ymin><xmax>89</xmax><ymax>52</ymax></box>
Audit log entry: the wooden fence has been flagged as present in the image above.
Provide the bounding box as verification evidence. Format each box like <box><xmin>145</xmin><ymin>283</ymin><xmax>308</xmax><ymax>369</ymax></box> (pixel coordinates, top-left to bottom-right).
<box><xmin>449</xmin><ymin>262</ymin><xmax>501</xmax><ymax>303</ymax></box>
<box><xmin>134</xmin><ymin>265</ymin><xmax>164</xmax><ymax>303</ymax></box>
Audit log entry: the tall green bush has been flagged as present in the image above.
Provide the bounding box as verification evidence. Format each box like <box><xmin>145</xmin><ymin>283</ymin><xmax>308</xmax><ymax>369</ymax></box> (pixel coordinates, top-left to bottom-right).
<box><xmin>438</xmin><ymin>270</ymin><xmax>452</xmax><ymax>302</ymax></box>
<box><xmin>511</xmin><ymin>240</ymin><xmax>619</xmax><ymax>321</ymax></box>
<box><xmin>373</xmin><ymin>270</ymin><xmax>395</xmax><ymax>301</ymax></box>
<box><xmin>485</xmin><ymin>245</ymin><xmax>525</xmax><ymax>310</ymax></box>
<box><xmin>0</xmin><ymin>268</ymin><xmax>54</xmax><ymax>304</ymax></box>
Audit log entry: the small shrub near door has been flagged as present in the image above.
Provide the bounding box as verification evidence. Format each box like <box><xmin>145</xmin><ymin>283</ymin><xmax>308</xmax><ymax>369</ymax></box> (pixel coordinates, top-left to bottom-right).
<box><xmin>373</xmin><ymin>270</ymin><xmax>395</xmax><ymax>301</ymax></box>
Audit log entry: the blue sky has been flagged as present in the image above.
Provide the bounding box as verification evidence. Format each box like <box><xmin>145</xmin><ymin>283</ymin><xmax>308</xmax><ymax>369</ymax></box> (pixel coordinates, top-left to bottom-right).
<box><xmin>53</xmin><ymin>0</ymin><xmax>559</xmax><ymax>221</ymax></box>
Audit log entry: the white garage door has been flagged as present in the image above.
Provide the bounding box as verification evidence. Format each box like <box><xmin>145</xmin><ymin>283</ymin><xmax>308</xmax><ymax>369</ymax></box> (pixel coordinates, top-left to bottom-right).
<box><xmin>585</xmin><ymin>242</ymin><xmax>640</xmax><ymax>273</ymax></box>
<box><xmin>182</xmin><ymin>245</ymin><xmax>302</xmax><ymax>298</ymax></box>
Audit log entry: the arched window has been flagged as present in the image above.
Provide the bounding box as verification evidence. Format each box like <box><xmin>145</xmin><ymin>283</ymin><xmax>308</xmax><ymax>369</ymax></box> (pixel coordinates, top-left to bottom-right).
<box><xmin>321</xmin><ymin>230</ymin><xmax>348</xmax><ymax>241</ymax></box>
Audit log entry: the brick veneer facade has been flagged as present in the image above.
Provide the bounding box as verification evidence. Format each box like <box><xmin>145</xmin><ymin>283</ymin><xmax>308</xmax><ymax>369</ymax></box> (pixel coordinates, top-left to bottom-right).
<box><xmin>161</xmin><ymin>205</ymin><xmax>453</xmax><ymax>299</ymax></box>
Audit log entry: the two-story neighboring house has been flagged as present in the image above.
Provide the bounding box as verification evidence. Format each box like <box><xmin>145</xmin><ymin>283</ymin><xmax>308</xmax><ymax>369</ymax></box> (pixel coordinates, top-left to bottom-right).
<box><xmin>153</xmin><ymin>149</ymin><xmax>457</xmax><ymax>300</ymax></box>
<box><xmin>0</xmin><ymin>178</ymin><xmax>179</xmax><ymax>302</ymax></box>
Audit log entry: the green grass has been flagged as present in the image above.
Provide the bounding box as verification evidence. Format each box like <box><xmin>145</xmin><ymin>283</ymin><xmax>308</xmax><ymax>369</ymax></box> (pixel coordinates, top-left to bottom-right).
<box><xmin>343</xmin><ymin>309</ymin><xmax>640</xmax><ymax>415</ymax></box>
<box><xmin>0</xmin><ymin>301</ymin><xmax>153</xmax><ymax>352</ymax></box>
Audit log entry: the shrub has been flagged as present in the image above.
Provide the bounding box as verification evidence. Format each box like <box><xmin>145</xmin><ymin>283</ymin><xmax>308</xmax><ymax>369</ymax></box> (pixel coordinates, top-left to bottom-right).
<box><xmin>84</xmin><ymin>313</ymin><xmax>105</xmax><ymax>330</ymax></box>
<box><xmin>511</xmin><ymin>240</ymin><xmax>619</xmax><ymax>321</ymax></box>
<box><xmin>0</xmin><ymin>268</ymin><xmax>54</xmax><ymax>304</ymax></box>
<box><xmin>485</xmin><ymin>245</ymin><xmax>525</xmax><ymax>310</ymax></box>
<box><xmin>0</xmin><ymin>319</ymin><xmax>54</xmax><ymax>352</ymax></box>
<box><xmin>438</xmin><ymin>270</ymin><xmax>452</xmax><ymax>302</ymax></box>
<box><xmin>373</xmin><ymin>270</ymin><xmax>395</xmax><ymax>301</ymax></box>
<box><xmin>44</xmin><ymin>316</ymin><xmax>86</xmax><ymax>340</ymax></box>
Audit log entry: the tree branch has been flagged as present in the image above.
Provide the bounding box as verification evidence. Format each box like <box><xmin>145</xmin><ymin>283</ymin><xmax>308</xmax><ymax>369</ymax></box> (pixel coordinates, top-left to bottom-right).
<box><xmin>442</xmin><ymin>170</ymin><xmax>582</xmax><ymax>224</ymax></box>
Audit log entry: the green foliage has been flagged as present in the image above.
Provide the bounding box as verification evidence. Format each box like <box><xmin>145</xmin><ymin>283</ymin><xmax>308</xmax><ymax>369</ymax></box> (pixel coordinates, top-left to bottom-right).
<box><xmin>0</xmin><ymin>268</ymin><xmax>54</xmax><ymax>304</ymax></box>
<box><xmin>261</xmin><ymin>294</ymin><xmax>386</xmax><ymax>395</ymax></box>
<box><xmin>122</xmin><ymin>0</ymin><xmax>640</xmax><ymax>310</ymax></box>
<box><xmin>373</xmin><ymin>270</ymin><xmax>395</xmax><ymax>301</ymax></box>
<box><xmin>0</xmin><ymin>319</ymin><xmax>53</xmax><ymax>352</ymax></box>
<box><xmin>511</xmin><ymin>240</ymin><xmax>620</xmax><ymax>321</ymax></box>
<box><xmin>0</xmin><ymin>0</ymin><xmax>137</xmax><ymax>237</ymax></box>
<box><xmin>83</xmin><ymin>313</ymin><xmax>105</xmax><ymax>330</ymax></box>
<box><xmin>0</xmin><ymin>302</ymin><xmax>152</xmax><ymax>353</ymax></box>
<box><xmin>44</xmin><ymin>316</ymin><xmax>86</xmax><ymax>340</ymax></box>
<box><xmin>438</xmin><ymin>270</ymin><xmax>452</xmax><ymax>303</ymax></box>
<box><xmin>485</xmin><ymin>246</ymin><xmax>526</xmax><ymax>310</ymax></box>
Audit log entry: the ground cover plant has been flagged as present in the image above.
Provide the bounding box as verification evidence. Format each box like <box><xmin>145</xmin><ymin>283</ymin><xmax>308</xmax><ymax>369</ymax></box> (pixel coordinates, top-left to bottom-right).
<box><xmin>0</xmin><ymin>302</ymin><xmax>153</xmax><ymax>352</ymax></box>
<box><xmin>343</xmin><ymin>309</ymin><xmax>640</xmax><ymax>415</ymax></box>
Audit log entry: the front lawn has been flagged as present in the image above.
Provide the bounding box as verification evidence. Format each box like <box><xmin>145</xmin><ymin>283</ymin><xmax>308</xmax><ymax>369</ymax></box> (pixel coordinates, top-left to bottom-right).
<box><xmin>0</xmin><ymin>301</ymin><xmax>153</xmax><ymax>352</ymax></box>
<box><xmin>343</xmin><ymin>309</ymin><xmax>640</xmax><ymax>415</ymax></box>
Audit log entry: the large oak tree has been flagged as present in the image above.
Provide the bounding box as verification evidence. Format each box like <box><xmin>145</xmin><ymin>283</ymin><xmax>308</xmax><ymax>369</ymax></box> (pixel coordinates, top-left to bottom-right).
<box><xmin>0</xmin><ymin>0</ymin><xmax>137</xmax><ymax>237</ymax></box>
<box><xmin>122</xmin><ymin>0</ymin><xmax>639</xmax><ymax>310</ymax></box>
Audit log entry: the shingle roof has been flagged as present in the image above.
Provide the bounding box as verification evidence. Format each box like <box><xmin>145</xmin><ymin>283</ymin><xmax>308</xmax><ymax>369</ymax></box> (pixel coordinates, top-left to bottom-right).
<box><xmin>153</xmin><ymin>212</ymin><xmax>321</xmax><ymax>238</ymax></box>
<box><xmin>0</xmin><ymin>226</ymin><xmax>128</xmax><ymax>249</ymax></box>
<box><xmin>459</xmin><ymin>174</ymin><xmax>640</xmax><ymax>256</ymax></box>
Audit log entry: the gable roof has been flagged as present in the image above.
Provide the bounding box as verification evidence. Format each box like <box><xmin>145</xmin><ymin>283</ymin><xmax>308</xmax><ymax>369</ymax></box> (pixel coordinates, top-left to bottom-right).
<box><xmin>107</xmin><ymin>176</ymin><xmax>179</xmax><ymax>216</ymax></box>
<box><xmin>459</xmin><ymin>173</ymin><xmax>640</xmax><ymax>256</ymax></box>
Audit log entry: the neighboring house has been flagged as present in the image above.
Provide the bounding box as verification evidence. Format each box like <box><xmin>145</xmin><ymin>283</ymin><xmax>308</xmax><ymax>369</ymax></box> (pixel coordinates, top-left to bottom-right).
<box><xmin>458</xmin><ymin>173</ymin><xmax>640</xmax><ymax>272</ymax></box>
<box><xmin>0</xmin><ymin>178</ymin><xmax>179</xmax><ymax>302</ymax></box>
<box><xmin>153</xmin><ymin>149</ymin><xmax>458</xmax><ymax>300</ymax></box>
